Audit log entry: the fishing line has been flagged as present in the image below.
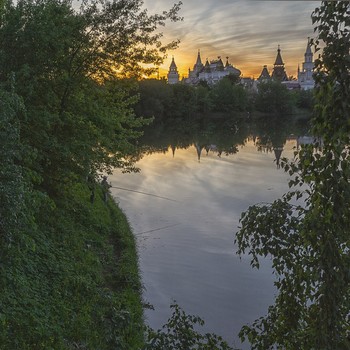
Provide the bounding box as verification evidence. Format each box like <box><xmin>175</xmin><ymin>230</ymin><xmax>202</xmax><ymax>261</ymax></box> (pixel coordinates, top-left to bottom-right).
<box><xmin>110</xmin><ymin>185</ymin><xmax>179</xmax><ymax>202</ymax></box>
<box><xmin>135</xmin><ymin>223</ymin><xmax>181</xmax><ymax>236</ymax></box>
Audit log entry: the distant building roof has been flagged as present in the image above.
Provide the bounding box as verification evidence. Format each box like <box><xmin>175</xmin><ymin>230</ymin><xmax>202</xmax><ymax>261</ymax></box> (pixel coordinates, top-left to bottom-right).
<box><xmin>258</xmin><ymin>65</ymin><xmax>270</xmax><ymax>80</ymax></box>
<box><xmin>305</xmin><ymin>38</ymin><xmax>312</xmax><ymax>55</ymax></box>
<box><xmin>274</xmin><ymin>45</ymin><xmax>284</xmax><ymax>66</ymax></box>
<box><xmin>169</xmin><ymin>56</ymin><xmax>177</xmax><ymax>69</ymax></box>
<box><xmin>195</xmin><ymin>50</ymin><xmax>202</xmax><ymax>66</ymax></box>
<box><xmin>272</xmin><ymin>46</ymin><xmax>288</xmax><ymax>81</ymax></box>
<box><xmin>204</xmin><ymin>59</ymin><xmax>210</xmax><ymax>72</ymax></box>
<box><xmin>184</xmin><ymin>51</ymin><xmax>241</xmax><ymax>85</ymax></box>
<box><xmin>210</xmin><ymin>57</ymin><xmax>224</xmax><ymax>70</ymax></box>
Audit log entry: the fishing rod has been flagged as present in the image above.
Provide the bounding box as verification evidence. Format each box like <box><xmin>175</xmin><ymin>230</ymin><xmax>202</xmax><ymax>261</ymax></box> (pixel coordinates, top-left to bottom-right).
<box><xmin>110</xmin><ymin>185</ymin><xmax>179</xmax><ymax>203</ymax></box>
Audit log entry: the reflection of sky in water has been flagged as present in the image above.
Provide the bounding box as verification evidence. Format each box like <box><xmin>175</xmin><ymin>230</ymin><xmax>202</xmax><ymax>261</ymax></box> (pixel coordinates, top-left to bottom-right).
<box><xmin>110</xmin><ymin>139</ymin><xmax>296</xmax><ymax>349</ymax></box>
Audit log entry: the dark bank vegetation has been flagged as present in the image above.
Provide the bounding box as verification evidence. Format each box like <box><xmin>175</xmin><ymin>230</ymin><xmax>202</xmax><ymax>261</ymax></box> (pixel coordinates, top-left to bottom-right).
<box><xmin>0</xmin><ymin>0</ymin><xmax>182</xmax><ymax>348</ymax></box>
<box><xmin>236</xmin><ymin>2</ymin><xmax>350</xmax><ymax>349</ymax></box>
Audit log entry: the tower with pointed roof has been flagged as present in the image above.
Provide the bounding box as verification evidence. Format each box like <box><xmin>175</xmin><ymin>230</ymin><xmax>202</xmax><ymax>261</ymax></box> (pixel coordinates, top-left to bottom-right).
<box><xmin>167</xmin><ymin>56</ymin><xmax>179</xmax><ymax>84</ymax></box>
<box><xmin>298</xmin><ymin>38</ymin><xmax>315</xmax><ymax>90</ymax></box>
<box><xmin>258</xmin><ymin>65</ymin><xmax>271</xmax><ymax>81</ymax></box>
<box><xmin>187</xmin><ymin>50</ymin><xmax>204</xmax><ymax>84</ymax></box>
<box><xmin>194</xmin><ymin>49</ymin><xmax>204</xmax><ymax>73</ymax></box>
<box><xmin>271</xmin><ymin>45</ymin><xmax>288</xmax><ymax>82</ymax></box>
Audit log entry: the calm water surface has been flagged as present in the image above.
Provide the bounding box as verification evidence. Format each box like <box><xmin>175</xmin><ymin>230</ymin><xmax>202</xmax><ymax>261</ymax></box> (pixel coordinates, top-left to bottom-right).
<box><xmin>110</xmin><ymin>138</ymin><xmax>297</xmax><ymax>348</ymax></box>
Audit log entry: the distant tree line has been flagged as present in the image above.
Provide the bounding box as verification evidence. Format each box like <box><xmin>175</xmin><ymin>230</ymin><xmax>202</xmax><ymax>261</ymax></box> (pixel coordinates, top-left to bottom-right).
<box><xmin>134</xmin><ymin>77</ymin><xmax>314</xmax><ymax>121</ymax></box>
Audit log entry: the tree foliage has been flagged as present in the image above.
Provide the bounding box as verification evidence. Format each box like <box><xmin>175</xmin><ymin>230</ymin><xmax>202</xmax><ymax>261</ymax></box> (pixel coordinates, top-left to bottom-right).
<box><xmin>0</xmin><ymin>0</ymin><xmax>182</xmax><ymax>192</ymax></box>
<box><xmin>135</xmin><ymin>77</ymin><xmax>311</xmax><ymax>122</ymax></box>
<box><xmin>209</xmin><ymin>77</ymin><xmax>247</xmax><ymax>112</ymax></box>
<box><xmin>144</xmin><ymin>303</ymin><xmax>235</xmax><ymax>350</ymax></box>
<box><xmin>0</xmin><ymin>89</ymin><xmax>31</xmax><ymax>242</ymax></box>
<box><xmin>0</xmin><ymin>0</ymin><xmax>182</xmax><ymax>348</ymax></box>
<box><xmin>235</xmin><ymin>2</ymin><xmax>350</xmax><ymax>349</ymax></box>
<box><xmin>135</xmin><ymin>79</ymin><xmax>173</xmax><ymax>120</ymax></box>
<box><xmin>255</xmin><ymin>80</ymin><xmax>294</xmax><ymax>114</ymax></box>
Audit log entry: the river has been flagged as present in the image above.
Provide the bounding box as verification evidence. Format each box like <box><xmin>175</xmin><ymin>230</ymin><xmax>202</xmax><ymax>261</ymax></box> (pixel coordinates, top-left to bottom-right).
<box><xmin>109</xmin><ymin>116</ymin><xmax>306</xmax><ymax>348</ymax></box>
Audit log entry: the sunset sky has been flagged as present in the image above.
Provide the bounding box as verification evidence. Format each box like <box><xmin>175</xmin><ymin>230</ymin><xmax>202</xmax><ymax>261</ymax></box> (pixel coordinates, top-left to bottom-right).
<box><xmin>143</xmin><ymin>0</ymin><xmax>320</xmax><ymax>79</ymax></box>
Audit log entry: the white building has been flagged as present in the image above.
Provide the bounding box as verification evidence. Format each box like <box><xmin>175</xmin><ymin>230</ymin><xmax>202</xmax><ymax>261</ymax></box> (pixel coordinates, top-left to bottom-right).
<box><xmin>167</xmin><ymin>56</ymin><xmax>179</xmax><ymax>84</ymax></box>
<box><xmin>168</xmin><ymin>50</ymin><xmax>241</xmax><ymax>85</ymax></box>
<box><xmin>197</xmin><ymin>55</ymin><xmax>241</xmax><ymax>85</ymax></box>
<box><xmin>298</xmin><ymin>38</ymin><xmax>315</xmax><ymax>90</ymax></box>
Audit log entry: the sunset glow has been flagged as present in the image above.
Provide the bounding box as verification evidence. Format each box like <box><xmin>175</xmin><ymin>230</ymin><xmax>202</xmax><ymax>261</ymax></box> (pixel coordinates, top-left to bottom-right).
<box><xmin>143</xmin><ymin>0</ymin><xmax>319</xmax><ymax>79</ymax></box>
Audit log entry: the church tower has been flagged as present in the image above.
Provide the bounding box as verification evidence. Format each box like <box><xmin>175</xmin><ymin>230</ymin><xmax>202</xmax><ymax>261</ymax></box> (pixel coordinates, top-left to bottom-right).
<box><xmin>193</xmin><ymin>49</ymin><xmax>203</xmax><ymax>74</ymax></box>
<box><xmin>258</xmin><ymin>65</ymin><xmax>271</xmax><ymax>82</ymax></box>
<box><xmin>298</xmin><ymin>38</ymin><xmax>315</xmax><ymax>90</ymax></box>
<box><xmin>271</xmin><ymin>46</ymin><xmax>288</xmax><ymax>81</ymax></box>
<box><xmin>167</xmin><ymin>56</ymin><xmax>179</xmax><ymax>84</ymax></box>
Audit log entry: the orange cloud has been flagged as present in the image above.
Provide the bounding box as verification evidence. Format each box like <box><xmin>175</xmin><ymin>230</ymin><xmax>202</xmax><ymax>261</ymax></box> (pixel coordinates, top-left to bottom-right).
<box><xmin>143</xmin><ymin>0</ymin><xmax>317</xmax><ymax>80</ymax></box>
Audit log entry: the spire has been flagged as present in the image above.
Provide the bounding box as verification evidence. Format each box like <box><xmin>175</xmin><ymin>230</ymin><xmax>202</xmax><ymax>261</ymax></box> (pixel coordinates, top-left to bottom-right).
<box><xmin>169</xmin><ymin>56</ymin><xmax>177</xmax><ymax>69</ymax></box>
<box><xmin>204</xmin><ymin>58</ymin><xmax>211</xmax><ymax>72</ymax></box>
<box><xmin>193</xmin><ymin>49</ymin><xmax>203</xmax><ymax>74</ymax></box>
<box><xmin>305</xmin><ymin>37</ymin><xmax>312</xmax><ymax>55</ymax></box>
<box><xmin>196</xmin><ymin>49</ymin><xmax>202</xmax><ymax>66</ymax></box>
<box><xmin>298</xmin><ymin>37</ymin><xmax>315</xmax><ymax>89</ymax></box>
<box><xmin>272</xmin><ymin>45</ymin><xmax>288</xmax><ymax>81</ymax></box>
<box><xmin>258</xmin><ymin>65</ymin><xmax>270</xmax><ymax>81</ymax></box>
<box><xmin>225</xmin><ymin>56</ymin><xmax>230</xmax><ymax>67</ymax></box>
<box><xmin>216</xmin><ymin>56</ymin><xmax>224</xmax><ymax>71</ymax></box>
<box><xmin>167</xmin><ymin>56</ymin><xmax>179</xmax><ymax>84</ymax></box>
<box><xmin>274</xmin><ymin>45</ymin><xmax>284</xmax><ymax>66</ymax></box>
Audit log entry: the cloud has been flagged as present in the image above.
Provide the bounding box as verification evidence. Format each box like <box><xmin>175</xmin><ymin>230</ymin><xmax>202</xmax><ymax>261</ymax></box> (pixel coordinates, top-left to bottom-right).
<box><xmin>143</xmin><ymin>0</ymin><xmax>319</xmax><ymax>77</ymax></box>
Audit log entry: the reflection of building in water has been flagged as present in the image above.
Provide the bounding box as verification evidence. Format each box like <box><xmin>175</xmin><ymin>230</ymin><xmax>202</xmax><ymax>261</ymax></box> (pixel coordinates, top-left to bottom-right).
<box><xmin>163</xmin><ymin>135</ymin><xmax>318</xmax><ymax>165</ymax></box>
<box><xmin>254</xmin><ymin>135</ymin><xmax>286</xmax><ymax>168</ymax></box>
<box><xmin>296</xmin><ymin>136</ymin><xmax>322</xmax><ymax>149</ymax></box>
<box><xmin>195</xmin><ymin>143</ymin><xmax>204</xmax><ymax>162</ymax></box>
<box><xmin>168</xmin><ymin>139</ymin><xmax>312</xmax><ymax>166</ymax></box>
<box><xmin>297</xmin><ymin>38</ymin><xmax>315</xmax><ymax>90</ymax></box>
<box><xmin>273</xmin><ymin>147</ymin><xmax>284</xmax><ymax>168</ymax></box>
<box><xmin>168</xmin><ymin>50</ymin><xmax>241</xmax><ymax>86</ymax></box>
<box><xmin>171</xmin><ymin>144</ymin><xmax>176</xmax><ymax>157</ymax></box>
<box><xmin>169</xmin><ymin>144</ymin><xmax>238</xmax><ymax>162</ymax></box>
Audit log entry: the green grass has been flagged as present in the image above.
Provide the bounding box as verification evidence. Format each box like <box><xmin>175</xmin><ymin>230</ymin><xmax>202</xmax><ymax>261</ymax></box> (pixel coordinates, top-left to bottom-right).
<box><xmin>0</xmin><ymin>182</ymin><xmax>144</xmax><ymax>349</ymax></box>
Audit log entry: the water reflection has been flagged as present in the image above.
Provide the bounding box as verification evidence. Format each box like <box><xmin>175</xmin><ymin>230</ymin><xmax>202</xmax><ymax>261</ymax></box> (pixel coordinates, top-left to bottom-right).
<box><xmin>139</xmin><ymin>113</ymin><xmax>309</xmax><ymax>167</ymax></box>
<box><xmin>111</xmin><ymin>114</ymin><xmax>310</xmax><ymax>349</ymax></box>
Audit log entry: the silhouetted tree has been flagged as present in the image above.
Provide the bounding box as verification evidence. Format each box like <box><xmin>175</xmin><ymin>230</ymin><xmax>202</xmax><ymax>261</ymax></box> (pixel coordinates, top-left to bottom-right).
<box><xmin>236</xmin><ymin>2</ymin><xmax>350</xmax><ymax>348</ymax></box>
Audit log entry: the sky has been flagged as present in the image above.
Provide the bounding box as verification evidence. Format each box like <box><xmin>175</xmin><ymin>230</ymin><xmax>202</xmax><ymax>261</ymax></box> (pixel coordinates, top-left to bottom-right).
<box><xmin>142</xmin><ymin>0</ymin><xmax>320</xmax><ymax>79</ymax></box>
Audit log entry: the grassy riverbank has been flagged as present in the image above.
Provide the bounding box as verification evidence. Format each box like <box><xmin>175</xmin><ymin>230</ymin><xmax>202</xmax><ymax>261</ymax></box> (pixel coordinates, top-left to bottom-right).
<box><xmin>1</xmin><ymin>182</ymin><xmax>144</xmax><ymax>349</ymax></box>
